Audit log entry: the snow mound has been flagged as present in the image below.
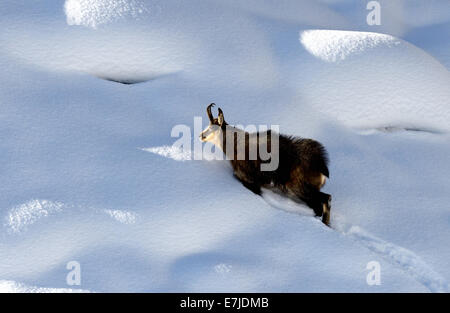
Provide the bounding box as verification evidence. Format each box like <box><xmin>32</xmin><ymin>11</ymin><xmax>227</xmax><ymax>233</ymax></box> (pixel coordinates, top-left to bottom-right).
<box><xmin>297</xmin><ymin>29</ymin><xmax>450</xmax><ymax>132</ymax></box>
<box><xmin>300</xmin><ymin>30</ymin><xmax>401</xmax><ymax>62</ymax></box>
<box><xmin>4</xmin><ymin>200</ymin><xmax>64</xmax><ymax>233</ymax></box>
<box><xmin>64</xmin><ymin>0</ymin><xmax>149</xmax><ymax>28</ymax></box>
<box><xmin>1</xmin><ymin>0</ymin><xmax>277</xmax><ymax>88</ymax></box>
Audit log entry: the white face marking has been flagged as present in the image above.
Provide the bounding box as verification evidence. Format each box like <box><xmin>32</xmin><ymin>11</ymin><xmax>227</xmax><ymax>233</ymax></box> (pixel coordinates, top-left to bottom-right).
<box><xmin>200</xmin><ymin>124</ymin><xmax>223</xmax><ymax>147</ymax></box>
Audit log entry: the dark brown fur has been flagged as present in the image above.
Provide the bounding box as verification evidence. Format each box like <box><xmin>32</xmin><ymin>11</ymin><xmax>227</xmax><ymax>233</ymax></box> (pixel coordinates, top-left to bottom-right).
<box><xmin>202</xmin><ymin>104</ymin><xmax>332</xmax><ymax>225</ymax></box>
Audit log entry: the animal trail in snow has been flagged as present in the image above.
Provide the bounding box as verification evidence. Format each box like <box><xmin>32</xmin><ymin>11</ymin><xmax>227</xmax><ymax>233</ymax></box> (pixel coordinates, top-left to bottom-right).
<box><xmin>263</xmin><ymin>192</ymin><xmax>449</xmax><ymax>293</ymax></box>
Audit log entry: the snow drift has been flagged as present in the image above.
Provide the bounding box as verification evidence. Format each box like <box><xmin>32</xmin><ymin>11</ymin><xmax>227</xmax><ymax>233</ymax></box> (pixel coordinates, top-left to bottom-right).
<box><xmin>298</xmin><ymin>29</ymin><xmax>450</xmax><ymax>132</ymax></box>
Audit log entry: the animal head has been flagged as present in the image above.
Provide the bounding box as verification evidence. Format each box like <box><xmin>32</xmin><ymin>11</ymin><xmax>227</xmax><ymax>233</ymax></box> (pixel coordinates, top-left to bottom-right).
<box><xmin>199</xmin><ymin>103</ymin><xmax>227</xmax><ymax>144</ymax></box>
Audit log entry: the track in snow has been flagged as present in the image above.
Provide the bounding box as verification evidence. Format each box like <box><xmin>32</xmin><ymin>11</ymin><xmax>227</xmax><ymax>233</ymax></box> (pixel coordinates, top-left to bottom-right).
<box><xmin>262</xmin><ymin>189</ymin><xmax>449</xmax><ymax>293</ymax></box>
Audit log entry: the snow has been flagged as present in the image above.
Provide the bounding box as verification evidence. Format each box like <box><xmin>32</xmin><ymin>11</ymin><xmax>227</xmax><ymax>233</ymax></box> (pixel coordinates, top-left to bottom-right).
<box><xmin>0</xmin><ymin>280</ymin><xmax>89</xmax><ymax>293</ymax></box>
<box><xmin>142</xmin><ymin>146</ymin><xmax>192</xmax><ymax>162</ymax></box>
<box><xmin>64</xmin><ymin>0</ymin><xmax>150</xmax><ymax>28</ymax></box>
<box><xmin>5</xmin><ymin>200</ymin><xmax>65</xmax><ymax>233</ymax></box>
<box><xmin>0</xmin><ymin>0</ymin><xmax>449</xmax><ymax>292</ymax></box>
<box><xmin>297</xmin><ymin>29</ymin><xmax>450</xmax><ymax>131</ymax></box>
<box><xmin>104</xmin><ymin>209</ymin><xmax>137</xmax><ymax>224</ymax></box>
<box><xmin>300</xmin><ymin>30</ymin><xmax>401</xmax><ymax>62</ymax></box>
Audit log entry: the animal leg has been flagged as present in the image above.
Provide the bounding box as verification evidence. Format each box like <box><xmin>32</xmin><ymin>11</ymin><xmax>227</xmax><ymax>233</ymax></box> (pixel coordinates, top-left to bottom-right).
<box><xmin>287</xmin><ymin>181</ymin><xmax>331</xmax><ymax>226</ymax></box>
<box><xmin>240</xmin><ymin>180</ymin><xmax>261</xmax><ymax>195</ymax></box>
<box><xmin>294</xmin><ymin>183</ymin><xmax>324</xmax><ymax>217</ymax></box>
<box><xmin>303</xmin><ymin>189</ymin><xmax>332</xmax><ymax>226</ymax></box>
<box><xmin>319</xmin><ymin>192</ymin><xmax>331</xmax><ymax>226</ymax></box>
<box><xmin>304</xmin><ymin>197</ymin><xmax>324</xmax><ymax>217</ymax></box>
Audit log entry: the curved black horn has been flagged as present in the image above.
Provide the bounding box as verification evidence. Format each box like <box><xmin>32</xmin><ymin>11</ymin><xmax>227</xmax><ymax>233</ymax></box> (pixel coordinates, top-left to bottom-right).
<box><xmin>206</xmin><ymin>103</ymin><xmax>215</xmax><ymax>122</ymax></box>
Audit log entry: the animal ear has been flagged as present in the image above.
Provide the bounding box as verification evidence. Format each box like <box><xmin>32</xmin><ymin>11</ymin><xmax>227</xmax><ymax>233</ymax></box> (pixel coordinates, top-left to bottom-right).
<box><xmin>217</xmin><ymin>108</ymin><xmax>225</xmax><ymax>126</ymax></box>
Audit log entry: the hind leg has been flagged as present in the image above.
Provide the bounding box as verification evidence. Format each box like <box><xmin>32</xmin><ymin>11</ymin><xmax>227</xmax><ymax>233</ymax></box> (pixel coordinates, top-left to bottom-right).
<box><xmin>302</xmin><ymin>191</ymin><xmax>332</xmax><ymax>226</ymax></box>
<box><xmin>319</xmin><ymin>192</ymin><xmax>331</xmax><ymax>226</ymax></box>
<box><xmin>304</xmin><ymin>196</ymin><xmax>324</xmax><ymax>218</ymax></box>
<box><xmin>287</xmin><ymin>182</ymin><xmax>331</xmax><ymax>226</ymax></box>
<box><xmin>240</xmin><ymin>180</ymin><xmax>262</xmax><ymax>195</ymax></box>
<box><xmin>288</xmin><ymin>183</ymin><xmax>323</xmax><ymax>216</ymax></box>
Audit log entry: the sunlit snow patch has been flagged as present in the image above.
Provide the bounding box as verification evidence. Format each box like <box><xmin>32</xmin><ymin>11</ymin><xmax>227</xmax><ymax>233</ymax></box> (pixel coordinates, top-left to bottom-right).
<box><xmin>104</xmin><ymin>209</ymin><xmax>137</xmax><ymax>224</ymax></box>
<box><xmin>214</xmin><ymin>263</ymin><xmax>232</xmax><ymax>274</ymax></box>
<box><xmin>64</xmin><ymin>0</ymin><xmax>149</xmax><ymax>28</ymax></box>
<box><xmin>142</xmin><ymin>146</ymin><xmax>192</xmax><ymax>161</ymax></box>
<box><xmin>300</xmin><ymin>30</ymin><xmax>401</xmax><ymax>62</ymax></box>
<box><xmin>4</xmin><ymin>200</ymin><xmax>65</xmax><ymax>233</ymax></box>
<box><xmin>0</xmin><ymin>280</ymin><xmax>89</xmax><ymax>293</ymax></box>
<box><xmin>142</xmin><ymin>145</ymin><xmax>222</xmax><ymax>162</ymax></box>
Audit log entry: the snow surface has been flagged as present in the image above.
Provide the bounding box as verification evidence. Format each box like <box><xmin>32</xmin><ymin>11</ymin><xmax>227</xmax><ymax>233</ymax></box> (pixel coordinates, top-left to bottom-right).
<box><xmin>64</xmin><ymin>0</ymin><xmax>150</xmax><ymax>28</ymax></box>
<box><xmin>0</xmin><ymin>0</ymin><xmax>449</xmax><ymax>292</ymax></box>
<box><xmin>0</xmin><ymin>280</ymin><xmax>89</xmax><ymax>293</ymax></box>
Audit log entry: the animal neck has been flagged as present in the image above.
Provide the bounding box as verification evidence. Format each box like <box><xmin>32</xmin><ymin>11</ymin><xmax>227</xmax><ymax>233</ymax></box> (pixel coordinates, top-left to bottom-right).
<box><xmin>220</xmin><ymin>126</ymin><xmax>247</xmax><ymax>161</ymax></box>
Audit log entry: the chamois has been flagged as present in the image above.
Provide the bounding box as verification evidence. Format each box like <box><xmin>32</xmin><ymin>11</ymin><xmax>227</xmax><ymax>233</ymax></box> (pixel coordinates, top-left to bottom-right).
<box><xmin>200</xmin><ymin>103</ymin><xmax>332</xmax><ymax>225</ymax></box>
